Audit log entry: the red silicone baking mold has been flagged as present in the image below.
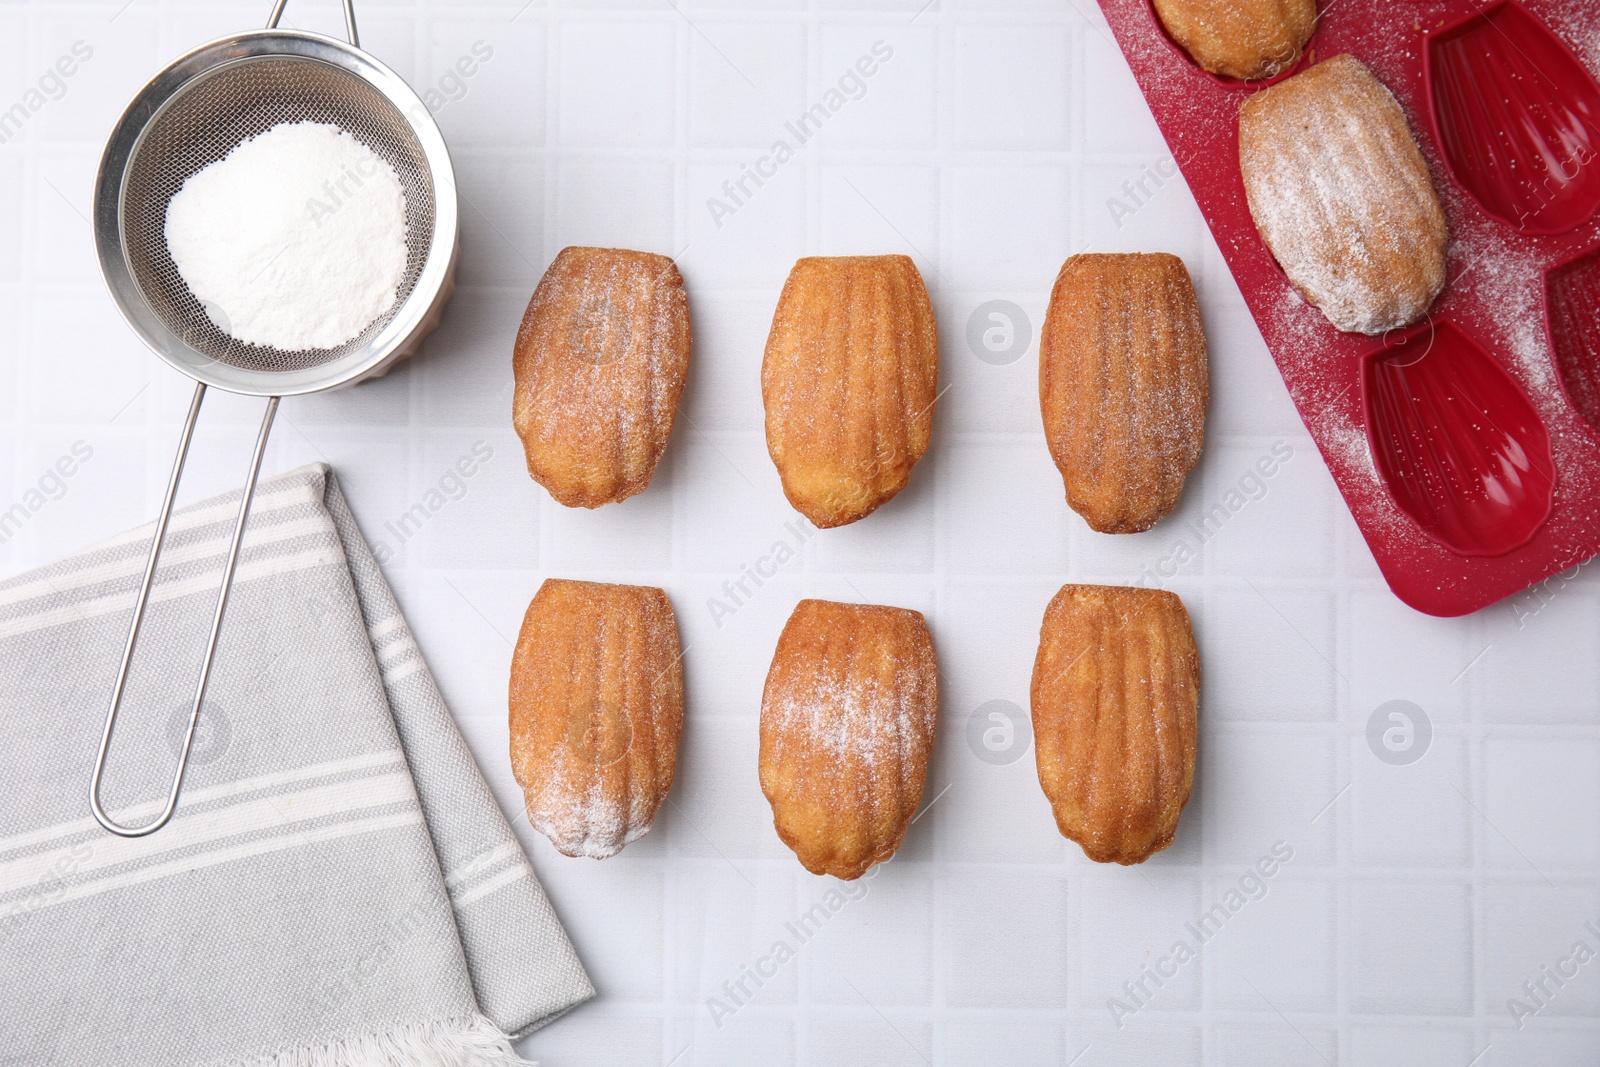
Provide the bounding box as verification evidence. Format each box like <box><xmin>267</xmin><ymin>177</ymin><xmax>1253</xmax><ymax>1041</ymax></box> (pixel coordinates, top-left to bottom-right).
<box><xmin>1100</xmin><ymin>0</ymin><xmax>1600</xmax><ymax>616</ymax></box>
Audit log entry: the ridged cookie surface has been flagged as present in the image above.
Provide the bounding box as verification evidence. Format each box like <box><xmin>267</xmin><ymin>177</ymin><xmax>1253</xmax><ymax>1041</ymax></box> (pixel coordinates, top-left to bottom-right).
<box><xmin>510</xmin><ymin>579</ymin><xmax>683</xmax><ymax>859</ymax></box>
<box><xmin>1040</xmin><ymin>253</ymin><xmax>1208</xmax><ymax>534</ymax></box>
<box><xmin>762</xmin><ymin>255</ymin><xmax>938</xmax><ymax>528</ymax></box>
<box><xmin>759</xmin><ymin>600</ymin><xmax>939</xmax><ymax>879</ymax></box>
<box><xmin>1239</xmin><ymin>55</ymin><xmax>1448</xmax><ymax>335</ymax></box>
<box><xmin>1031</xmin><ymin>585</ymin><xmax>1199</xmax><ymax>865</ymax></box>
<box><xmin>513</xmin><ymin>246</ymin><xmax>690</xmax><ymax>507</ymax></box>
<box><xmin>1152</xmin><ymin>0</ymin><xmax>1316</xmax><ymax>80</ymax></box>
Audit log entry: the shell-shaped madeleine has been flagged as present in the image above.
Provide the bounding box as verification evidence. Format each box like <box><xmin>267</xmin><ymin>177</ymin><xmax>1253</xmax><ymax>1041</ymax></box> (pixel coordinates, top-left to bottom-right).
<box><xmin>513</xmin><ymin>247</ymin><xmax>690</xmax><ymax>508</ymax></box>
<box><xmin>1240</xmin><ymin>55</ymin><xmax>1448</xmax><ymax>335</ymax></box>
<box><xmin>759</xmin><ymin>600</ymin><xmax>939</xmax><ymax>879</ymax></box>
<box><xmin>1040</xmin><ymin>253</ymin><xmax>1208</xmax><ymax>534</ymax></box>
<box><xmin>509</xmin><ymin>579</ymin><xmax>683</xmax><ymax>859</ymax></box>
<box><xmin>762</xmin><ymin>255</ymin><xmax>939</xmax><ymax>528</ymax></box>
<box><xmin>1031</xmin><ymin>585</ymin><xmax>1199</xmax><ymax>865</ymax></box>
<box><xmin>1152</xmin><ymin>0</ymin><xmax>1316</xmax><ymax>80</ymax></box>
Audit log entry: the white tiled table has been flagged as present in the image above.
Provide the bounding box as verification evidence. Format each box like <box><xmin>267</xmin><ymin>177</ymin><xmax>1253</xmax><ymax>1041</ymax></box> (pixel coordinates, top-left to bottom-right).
<box><xmin>4</xmin><ymin>1</ymin><xmax>1599</xmax><ymax>1064</ymax></box>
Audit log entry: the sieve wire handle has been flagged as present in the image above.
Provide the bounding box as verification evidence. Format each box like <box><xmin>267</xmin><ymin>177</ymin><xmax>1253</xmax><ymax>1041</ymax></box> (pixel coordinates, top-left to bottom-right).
<box><xmin>89</xmin><ymin>382</ymin><xmax>280</xmax><ymax>838</ymax></box>
<box><xmin>266</xmin><ymin>0</ymin><xmax>359</xmax><ymax>48</ymax></box>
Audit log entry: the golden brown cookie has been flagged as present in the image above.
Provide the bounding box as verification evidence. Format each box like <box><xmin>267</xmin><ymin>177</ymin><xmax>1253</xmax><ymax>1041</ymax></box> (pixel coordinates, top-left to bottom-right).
<box><xmin>1153</xmin><ymin>0</ymin><xmax>1316</xmax><ymax>80</ymax></box>
<box><xmin>509</xmin><ymin>578</ymin><xmax>683</xmax><ymax>858</ymax></box>
<box><xmin>759</xmin><ymin>600</ymin><xmax>939</xmax><ymax>879</ymax></box>
<box><xmin>762</xmin><ymin>255</ymin><xmax>939</xmax><ymax>528</ymax></box>
<box><xmin>1040</xmin><ymin>253</ymin><xmax>1208</xmax><ymax>534</ymax></box>
<box><xmin>513</xmin><ymin>246</ymin><xmax>690</xmax><ymax>508</ymax></box>
<box><xmin>1239</xmin><ymin>55</ymin><xmax>1448</xmax><ymax>335</ymax></box>
<box><xmin>1031</xmin><ymin>585</ymin><xmax>1199</xmax><ymax>865</ymax></box>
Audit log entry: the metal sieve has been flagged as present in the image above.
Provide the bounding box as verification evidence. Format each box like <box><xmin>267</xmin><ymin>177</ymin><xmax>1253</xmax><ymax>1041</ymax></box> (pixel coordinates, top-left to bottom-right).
<box><xmin>88</xmin><ymin>0</ymin><xmax>458</xmax><ymax>837</ymax></box>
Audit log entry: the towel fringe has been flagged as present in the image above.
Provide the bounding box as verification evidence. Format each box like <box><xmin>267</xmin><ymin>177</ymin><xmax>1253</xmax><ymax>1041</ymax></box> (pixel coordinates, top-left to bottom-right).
<box><xmin>221</xmin><ymin>1014</ymin><xmax>535</xmax><ymax>1067</ymax></box>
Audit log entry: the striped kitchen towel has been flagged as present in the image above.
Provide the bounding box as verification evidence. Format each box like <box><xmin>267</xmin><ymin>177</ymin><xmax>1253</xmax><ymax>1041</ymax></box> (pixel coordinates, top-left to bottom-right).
<box><xmin>0</xmin><ymin>463</ymin><xmax>592</xmax><ymax>1066</ymax></box>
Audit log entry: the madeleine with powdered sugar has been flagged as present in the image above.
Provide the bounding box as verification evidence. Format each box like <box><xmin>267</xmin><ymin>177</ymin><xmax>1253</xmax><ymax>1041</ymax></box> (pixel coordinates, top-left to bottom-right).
<box><xmin>1032</xmin><ymin>585</ymin><xmax>1199</xmax><ymax>865</ymax></box>
<box><xmin>1153</xmin><ymin>0</ymin><xmax>1315</xmax><ymax>80</ymax></box>
<box><xmin>1040</xmin><ymin>252</ymin><xmax>1208</xmax><ymax>534</ymax></box>
<box><xmin>759</xmin><ymin>600</ymin><xmax>939</xmax><ymax>880</ymax></box>
<box><xmin>513</xmin><ymin>246</ymin><xmax>690</xmax><ymax>508</ymax></box>
<box><xmin>509</xmin><ymin>579</ymin><xmax>683</xmax><ymax>859</ymax></box>
<box><xmin>1239</xmin><ymin>55</ymin><xmax>1447</xmax><ymax>335</ymax></box>
<box><xmin>762</xmin><ymin>255</ymin><xmax>938</xmax><ymax>528</ymax></box>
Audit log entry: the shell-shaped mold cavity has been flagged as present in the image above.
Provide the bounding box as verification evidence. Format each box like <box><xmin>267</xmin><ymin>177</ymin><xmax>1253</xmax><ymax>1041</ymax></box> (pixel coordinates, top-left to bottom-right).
<box><xmin>1362</xmin><ymin>320</ymin><xmax>1556</xmax><ymax>557</ymax></box>
<box><xmin>1544</xmin><ymin>246</ymin><xmax>1600</xmax><ymax>436</ymax></box>
<box><xmin>1426</xmin><ymin>0</ymin><xmax>1600</xmax><ymax>235</ymax></box>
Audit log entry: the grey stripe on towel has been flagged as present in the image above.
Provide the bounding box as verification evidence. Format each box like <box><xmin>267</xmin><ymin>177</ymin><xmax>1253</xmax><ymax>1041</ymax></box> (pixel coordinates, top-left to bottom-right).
<box><xmin>0</xmin><ymin>463</ymin><xmax>592</xmax><ymax>1066</ymax></box>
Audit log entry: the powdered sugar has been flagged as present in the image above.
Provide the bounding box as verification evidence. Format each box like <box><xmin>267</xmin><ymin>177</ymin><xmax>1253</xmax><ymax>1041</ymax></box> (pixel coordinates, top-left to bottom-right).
<box><xmin>757</xmin><ymin>600</ymin><xmax>939</xmax><ymax>879</ymax></box>
<box><xmin>512</xmin><ymin>247</ymin><xmax>690</xmax><ymax>508</ymax></box>
<box><xmin>164</xmin><ymin>120</ymin><xmax>407</xmax><ymax>350</ymax></box>
<box><xmin>509</xmin><ymin>580</ymin><xmax>683</xmax><ymax>860</ymax></box>
<box><xmin>529</xmin><ymin>754</ymin><xmax>654</xmax><ymax>860</ymax></box>
<box><xmin>1452</xmin><ymin>227</ymin><xmax>1558</xmax><ymax>401</ymax></box>
<box><xmin>764</xmin><ymin>660</ymin><xmax>934</xmax><ymax>773</ymax></box>
<box><xmin>1239</xmin><ymin>56</ymin><xmax>1447</xmax><ymax>335</ymax></box>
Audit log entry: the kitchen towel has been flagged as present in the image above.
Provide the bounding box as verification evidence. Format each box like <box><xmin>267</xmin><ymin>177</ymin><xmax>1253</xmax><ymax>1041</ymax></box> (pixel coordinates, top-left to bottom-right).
<box><xmin>0</xmin><ymin>462</ymin><xmax>592</xmax><ymax>1065</ymax></box>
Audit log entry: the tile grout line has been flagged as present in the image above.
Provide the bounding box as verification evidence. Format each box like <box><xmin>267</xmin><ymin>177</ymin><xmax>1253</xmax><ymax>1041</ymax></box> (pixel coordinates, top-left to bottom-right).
<box><xmin>1468</xmin><ymin>602</ymin><xmax>1489</xmax><ymax>1064</ymax></box>
<box><xmin>668</xmin><ymin>6</ymin><xmax>688</xmax><ymax>1061</ymax></box>
<box><xmin>796</xmin><ymin>6</ymin><xmax>814</xmax><ymax>1062</ymax></box>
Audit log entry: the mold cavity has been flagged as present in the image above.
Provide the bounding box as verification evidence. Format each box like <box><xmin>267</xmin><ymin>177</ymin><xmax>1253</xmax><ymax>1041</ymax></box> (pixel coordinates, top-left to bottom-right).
<box><xmin>1363</xmin><ymin>320</ymin><xmax>1555</xmax><ymax>557</ymax></box>
<box><xmin>1426</xmin><ymin>0</ymin><xmax>1600</xmax><ymax>235</ymax></box>
<box><xmin>1545</xmin><ymin>246</ymin><xmax>1600</xmax><ymax>435</ymax></box>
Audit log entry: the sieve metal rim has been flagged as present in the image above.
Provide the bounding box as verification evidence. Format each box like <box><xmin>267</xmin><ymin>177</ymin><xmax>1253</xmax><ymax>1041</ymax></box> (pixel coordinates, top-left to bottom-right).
<box><xmin>92</xmin><ymin>28</ymin><xmax>458</xmax><ymax>398</ymax></box>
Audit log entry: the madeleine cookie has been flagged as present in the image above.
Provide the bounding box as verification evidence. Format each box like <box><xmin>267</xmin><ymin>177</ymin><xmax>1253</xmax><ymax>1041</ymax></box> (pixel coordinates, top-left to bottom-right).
<box><xmin>1031</xmin><ymin>585</ymin><xmax>1199</xmax><ymax>865</ymax></box>
<box><xmin>763</xmin><ymin>255</ymin><xmax>938</xmax><ymax>528</ymax></box>
<box><xmin>509</xmin><ymin>579</ymin><xmax>683</xmax><ymax>859</ymax></box>
<box><xmin>1041</xmin><ymin>253</ymin><xmax>1208</xmax><ymax>534</ymax></box>
<box><xmin>759</xmin><ymin>600</ymin><xmax>939</xmax><ymax>879</ymax></box>
<box><xmin>1240</xmin><ymin>55</ymin><xmax>1448</xmax><ymax>335</ymax></box>
<box><xmin>1153</xmin><ymin>0</ymin><xmax>1316</xmax><ymax>80</ymax></box>
<box><xmin>513</xmin><ymin>247</ymin><xmax>690</xmax><ymax>508</ymax></box>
